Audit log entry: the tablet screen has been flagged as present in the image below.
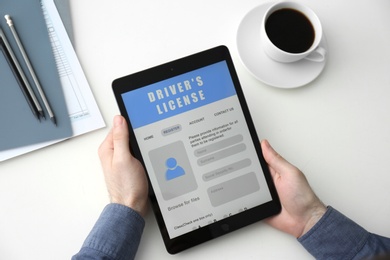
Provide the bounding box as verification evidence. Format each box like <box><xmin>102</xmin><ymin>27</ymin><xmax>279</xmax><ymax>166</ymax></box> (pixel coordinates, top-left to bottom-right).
<box><xmin>113</xmin><ymin>46</ymin><xmax>280</xmax><ymax>253</ymax></box>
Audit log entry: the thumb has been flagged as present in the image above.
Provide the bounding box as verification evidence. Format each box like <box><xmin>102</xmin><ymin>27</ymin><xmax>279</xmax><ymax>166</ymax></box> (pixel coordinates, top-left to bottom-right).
<box><xmin>261</xmin><ymin>140</ymin><xmax>294</xmax><ymax>175</ymax></box>
<box><xmin>112</xmin><ymin>115</ymin><xmax>130</xmax><ymax>159</ymax></box>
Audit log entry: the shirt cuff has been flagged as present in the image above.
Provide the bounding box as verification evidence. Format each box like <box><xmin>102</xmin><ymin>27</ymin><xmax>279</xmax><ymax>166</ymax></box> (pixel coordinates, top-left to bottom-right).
<box><xmin>77</xmin><ymin>203</ymin><xmax>145</xmax><ymax>260</ymax></box>
<box><xmin>298</xmin><ymin>206</ymin><xmax>369</xmax><ymax>259</ymax></box>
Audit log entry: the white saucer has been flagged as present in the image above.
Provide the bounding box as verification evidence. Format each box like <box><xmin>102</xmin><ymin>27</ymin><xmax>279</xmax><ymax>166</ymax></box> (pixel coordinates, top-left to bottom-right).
<box><xmin>236</xmin><ymin>3</ymin><xmax>328</xmax><ymax>88</ymax></box>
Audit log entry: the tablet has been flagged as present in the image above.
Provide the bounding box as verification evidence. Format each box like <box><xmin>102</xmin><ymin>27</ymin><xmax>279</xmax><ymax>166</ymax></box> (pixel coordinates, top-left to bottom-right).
<box><xmin>112</xmin><ymin>46</ymin><xmax>280</xmax><ymax>254</ymax></box>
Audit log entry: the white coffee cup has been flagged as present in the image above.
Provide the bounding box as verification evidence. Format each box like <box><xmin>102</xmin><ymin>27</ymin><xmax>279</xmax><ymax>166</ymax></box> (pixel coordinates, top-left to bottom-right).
<box><xmin>260</xmin><ymin>2</ymin><xmax>326</xmax><ymax>63</ymax></box>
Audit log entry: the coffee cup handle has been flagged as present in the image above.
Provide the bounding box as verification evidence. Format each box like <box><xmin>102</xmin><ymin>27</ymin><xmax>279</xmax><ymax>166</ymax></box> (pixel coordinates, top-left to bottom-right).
<box><xmin>304</xmin><ymin>47</ymin><xmax>326</xmax><ymax>62</ymax></box>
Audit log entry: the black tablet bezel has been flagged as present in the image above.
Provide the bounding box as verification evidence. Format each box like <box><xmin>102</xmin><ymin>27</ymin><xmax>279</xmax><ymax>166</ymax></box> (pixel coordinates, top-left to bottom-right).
<box><xmin>112</xmin><ymin>45</ymin><xmax>280</xmax><ymax>254</ymax></box>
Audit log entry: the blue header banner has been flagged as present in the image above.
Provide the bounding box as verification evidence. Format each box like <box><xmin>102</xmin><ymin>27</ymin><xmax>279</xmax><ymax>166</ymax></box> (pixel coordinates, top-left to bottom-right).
<box><xmin>122</xmin><ymin>61</ymin><xmax>236</xmax><ymax>129</ymax></box>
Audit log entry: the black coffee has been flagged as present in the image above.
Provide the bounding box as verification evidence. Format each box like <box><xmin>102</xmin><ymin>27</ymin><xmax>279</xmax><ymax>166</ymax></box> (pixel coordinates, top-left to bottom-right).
<box><xmin>265</xmin><ymin>8</ymin><xmax>315</xmax><ymax>53</ymax></box>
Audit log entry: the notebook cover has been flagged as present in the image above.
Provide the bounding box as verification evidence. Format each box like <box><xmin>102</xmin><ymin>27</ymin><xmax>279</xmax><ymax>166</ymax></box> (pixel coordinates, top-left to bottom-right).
<box><xmin>0</xmin><ymin>0</ymin><xmax>73</xmax><ymax>151</ymax></box>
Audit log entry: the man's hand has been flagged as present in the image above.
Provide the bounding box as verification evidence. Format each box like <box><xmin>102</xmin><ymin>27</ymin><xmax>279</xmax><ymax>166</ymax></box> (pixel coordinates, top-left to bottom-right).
<box><xmin>261</xmin><ymin>140</ymin><xmax>326</xmax><ymax>238</ymax></box>
<box><xmin>98</xmin><ymin>115</ymin><xmax>149</xmax><ymax>217</ymax></box>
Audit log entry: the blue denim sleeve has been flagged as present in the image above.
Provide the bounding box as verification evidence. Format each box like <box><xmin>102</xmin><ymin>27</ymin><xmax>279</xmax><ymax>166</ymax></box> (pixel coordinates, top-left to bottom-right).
<box><xmin>298</xmin><ymin>206</ymin><xmax>390</xmax><ymax>259</ymax></box>
<box><xmin>72</xmin><ymin>203</ymin><xmax>145</xmax><ymax>260</ymax></box>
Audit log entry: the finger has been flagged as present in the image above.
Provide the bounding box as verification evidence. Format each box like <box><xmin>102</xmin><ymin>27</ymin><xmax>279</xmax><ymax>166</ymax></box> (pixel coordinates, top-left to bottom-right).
<box><xmin>261</xmin><ymin>139</ymin><xmax>295</xmax><ymax>175</ymax></box>
<box><xmin>112</xmin><ymin>115</ymin><xmax>131</xmax><ymax>161</ymax></box>
<box><xmin>98</xmin><ymin>127</ymin><xmax>114</xmax><ymax>160</ymax></box>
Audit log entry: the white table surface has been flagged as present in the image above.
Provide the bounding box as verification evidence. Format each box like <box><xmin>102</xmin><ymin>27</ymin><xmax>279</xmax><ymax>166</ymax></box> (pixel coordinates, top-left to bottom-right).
<box><xmin>1</xmin><ymin>0</ymin><xmax>390</xmax><ymax>259</ymax></box>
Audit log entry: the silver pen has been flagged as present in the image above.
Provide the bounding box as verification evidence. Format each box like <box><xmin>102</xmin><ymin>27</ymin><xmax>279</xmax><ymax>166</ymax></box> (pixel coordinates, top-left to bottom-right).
<box><xmin>5</xmin><ymin>14</ymin><xmax>57</xmax><ymax>125</ymax></box>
